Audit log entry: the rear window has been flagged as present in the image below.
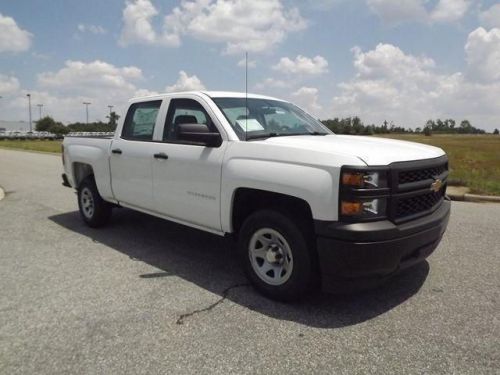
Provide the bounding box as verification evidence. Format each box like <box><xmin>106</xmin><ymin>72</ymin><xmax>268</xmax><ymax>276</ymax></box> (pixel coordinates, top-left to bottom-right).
<box><xmin>121</xmin><ymin>100</ymin><xmax>162</xmax><ymax>141</ymax></box>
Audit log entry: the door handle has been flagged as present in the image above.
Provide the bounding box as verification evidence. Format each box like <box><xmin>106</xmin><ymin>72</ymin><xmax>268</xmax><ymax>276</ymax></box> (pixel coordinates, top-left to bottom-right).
<box><xmin>112</xmin><ymin>148</ymin><xmax>122</xmax><ymax>155</ymax></box>
<box><xmin>154</xmin><ymin>152</ymin><xmax>168</xmax><ymax>160</ymax></box>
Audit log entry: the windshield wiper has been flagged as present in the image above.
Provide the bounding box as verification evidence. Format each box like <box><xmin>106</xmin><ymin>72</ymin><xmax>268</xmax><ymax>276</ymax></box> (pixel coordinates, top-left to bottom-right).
<box><xmin>290</xmin><ymin>132</ymin><xmax>328</xmax><ymax>136</ymax></box>
<box><xmin>246</xmin><ymin>131</ymin><xmax>328</xmax><ymax>141</ymax></box>
<box><xmin>245</xmin><ymin>132</ymin><xmax>280</xmax><ymax>140</ymax></box>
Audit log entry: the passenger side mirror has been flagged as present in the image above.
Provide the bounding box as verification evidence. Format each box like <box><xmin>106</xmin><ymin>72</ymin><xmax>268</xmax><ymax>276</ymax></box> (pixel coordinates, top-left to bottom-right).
<box><xmin>177</xmin><ymin>123</ymin><xmax>222</xmax><ymax>147</ymax></box>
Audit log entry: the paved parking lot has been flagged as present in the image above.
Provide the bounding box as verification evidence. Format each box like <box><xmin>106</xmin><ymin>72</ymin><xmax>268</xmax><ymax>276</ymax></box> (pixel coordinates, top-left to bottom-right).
<box><xmin>0</xmin><ymin>148</ymin><xmax>499</xmax><ymax>374</ymax></box>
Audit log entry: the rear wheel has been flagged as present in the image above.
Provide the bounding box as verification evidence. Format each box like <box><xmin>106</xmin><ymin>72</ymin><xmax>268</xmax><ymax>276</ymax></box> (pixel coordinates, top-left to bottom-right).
<box><xmin>78</xmin><ymin>177</ymin><xmax>112</xmax><ymax>228</ymax></box>
<box><xmin>238</xmin><ymin>210</ymin><xmax>318</xmax><ymax>301</ymax></box>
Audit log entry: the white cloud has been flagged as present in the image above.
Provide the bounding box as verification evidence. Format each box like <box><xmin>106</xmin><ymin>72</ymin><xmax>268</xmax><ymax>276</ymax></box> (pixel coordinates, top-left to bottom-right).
<box><xmin>38</xmin><ymin>60</ymin><xmax>143</xmax><ymax>95</ymax></box>
<box><xmin>134</xmin><ymin>88</ymin><xmax>161</xmax><ymax>97</ymax></box>
<box><xmin>77</xmin><ymin>24</ymin><xmax>107</xmax><ymax>35</ymax></box>
<box><xmin>367</xmin><ymin>0</ymin><xmax>470</xmax><ymax>25</ymax></box>
<box><xmin>119</xmin><ymin>0</ymin><xmax>180</xmax><ymax>47</ymax></box>
<box><xmin>254</xmin><ymin>77</ymin><xmax>291</xmax><ymax>90</ymax></box>
<box><xmin>0</xmin><ymin>74</ymin><xmax>20</xmax><ymax>95</ymax></box>
<box><xmin>119</xmin><ymin>0</ymin><xmax>306</xmax><ymax>54</ymax></box>
<box><xmin>0</xmin><ymin>60</ymin><xmax>146</xmax><ymax>123</ymax></box>
<box><xmin>465</xmin><ymin>27</ymin><xmax>500</xmax><ymax>83</ymax></box>
<box><xmin>237</xmin><ymin>58</ymin><xmax>256</xmax><ymax>69</ymax></box>
<box><xmin>331</xmin><ymin>39</ymin><xmax>500</xmax><ymax>131</ymax></box>
<box><xmin>430</xmin><ymin>0</ymin><xmax>470</xmax><ymax>22</ymax></box>
<box><xmin>165</xmin><ymin>71</ymin><xmax>206</xmax><ymax>92</ymax></box>
<box><xmin>291</xmin><ymin>87</ymin><xmax>322</xmax><ymax>115</ymax></box>
<box><xmin>366</xmin><ymin>0</ymin><xmax>427</xmax><ymax>24</ymax></box>
<box><xmin>0</xmin><ymin>13</ymin><xmax>32</xmax><ymax>53</ymax></box>
<box><xmin>479</xmin><ymin>4</ymin><xmax>500</xmax><ymax>29</ymax></box>
<box><xmin>273</xmin><ymin>55</ymin><xmax>329</xmax><ymax>75</ymax></box>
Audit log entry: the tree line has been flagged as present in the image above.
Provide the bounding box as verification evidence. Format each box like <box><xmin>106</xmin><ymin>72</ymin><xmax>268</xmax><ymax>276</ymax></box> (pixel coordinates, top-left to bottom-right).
<box><xmin>321</xmin><ymin>117</ymin><xmax>496</xmax><ymax>135</ymax></box>
<box><xmin>34</xmin><ymin>112</ymin><xmax>498</xmax><ymax>136</ymax></box>
<box><xmin>35</xmin><ymin>112</ymin><xmax>120</xmax><ymax>135</ymax></box>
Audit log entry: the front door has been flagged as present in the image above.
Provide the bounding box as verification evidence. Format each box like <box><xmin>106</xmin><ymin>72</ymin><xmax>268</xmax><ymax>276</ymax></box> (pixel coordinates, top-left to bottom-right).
<box><xmin>152</xmin><ymin>98</ymin><xmax>226</xmax><ymax>231</ymax></box>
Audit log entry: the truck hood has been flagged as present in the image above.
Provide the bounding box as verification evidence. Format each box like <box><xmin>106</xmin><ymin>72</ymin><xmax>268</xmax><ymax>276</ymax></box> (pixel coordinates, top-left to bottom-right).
<box><xmin>258</xmin><ymin>134</ymin><xmax>445</xmax><ymax>166</ymax></box>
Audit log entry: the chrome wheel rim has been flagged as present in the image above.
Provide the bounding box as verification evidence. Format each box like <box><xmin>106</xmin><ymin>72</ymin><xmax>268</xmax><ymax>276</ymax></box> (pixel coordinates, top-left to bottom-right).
<box><xmin>248</xmin><ymin>228</ymin><xmax>294</xmax><ymax>286</ymax></box>
<box><xmin>80</xmin><ymin>187</ymin><xmax>95</xmax><ymax>219</ymax></box>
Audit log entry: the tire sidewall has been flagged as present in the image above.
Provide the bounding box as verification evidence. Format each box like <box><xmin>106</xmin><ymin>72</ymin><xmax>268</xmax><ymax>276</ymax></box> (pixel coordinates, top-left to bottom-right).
<box><xmin>238</xmin><ymin>210</ymin><xmax>315</xmax><ymax>301</ymax></box>
<box><xmin>77</xmin><ymin>177</ymin><xmax>111</xmax><ymax>227</ymax></box>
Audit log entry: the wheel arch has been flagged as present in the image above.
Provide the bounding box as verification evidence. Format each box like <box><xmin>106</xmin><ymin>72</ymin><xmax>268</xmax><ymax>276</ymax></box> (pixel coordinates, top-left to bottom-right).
<box><xmin>72</xmin><ymin>162</ymin><xmax>94</xmax><ymax>188</ymax></box>
<box><xmin>231</xmin><ymin>188</ymin><xmax>314</xmax><ymax>236</ymax></box>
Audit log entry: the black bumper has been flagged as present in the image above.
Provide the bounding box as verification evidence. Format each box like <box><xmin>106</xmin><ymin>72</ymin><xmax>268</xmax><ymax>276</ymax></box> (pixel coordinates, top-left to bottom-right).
<box><xmin>315</xmin><ymin>199</ymin><xmax>451</xmax><ymax>293</ymax></box>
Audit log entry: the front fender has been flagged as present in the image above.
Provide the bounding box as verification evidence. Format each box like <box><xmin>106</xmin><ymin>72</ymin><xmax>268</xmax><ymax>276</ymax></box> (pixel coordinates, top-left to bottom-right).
<box><xmin>221</xmin><ymin>158</ymin><xmax>339</xmax><ymax>233</ymax></box>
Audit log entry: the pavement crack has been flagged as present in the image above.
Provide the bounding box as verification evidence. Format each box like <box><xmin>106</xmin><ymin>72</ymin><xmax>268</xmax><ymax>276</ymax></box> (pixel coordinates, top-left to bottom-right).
<box><xmin>176</xmin><ymin>283</ymin><xmax>250</xmax><ymax>325</ymax></box>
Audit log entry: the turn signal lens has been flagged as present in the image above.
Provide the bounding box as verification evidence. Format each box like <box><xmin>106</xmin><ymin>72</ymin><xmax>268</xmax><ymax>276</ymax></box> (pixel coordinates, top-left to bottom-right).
<box><xmin>341</xmin><ymin>201</ymin><xmax>363</xmax><ymax>216</ymax></box>
<box><xmin>341</xmin><ymin>172</ymin><xmax>364</xmax><ymax>187</ymax></box>
<box><xmin>341</xmin><ymin>198</ymin><xmax>387</xmax><ymax>218</ymax></box>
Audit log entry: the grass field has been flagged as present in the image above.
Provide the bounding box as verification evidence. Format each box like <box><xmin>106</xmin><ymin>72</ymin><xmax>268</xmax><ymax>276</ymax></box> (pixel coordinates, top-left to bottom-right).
<box><xmin>378</xmin><ymin>134</ymin><xmax>500</xmax><ymax>195</ymax></box>
<box><xmin>0</xmin><ymin>139</ymin><xmax>62</xmax><ymax>153</ymax></box>
<box><xmin>1</xmin><ymin>135</ymin><xmax>499</xmax><ymax>195</ymax></box>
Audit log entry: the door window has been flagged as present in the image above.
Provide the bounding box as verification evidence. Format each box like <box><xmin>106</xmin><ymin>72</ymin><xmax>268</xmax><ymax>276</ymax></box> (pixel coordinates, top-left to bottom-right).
<box><xmin>122</xmin><ymin>100</ymin><xmax>162</xmax><ymax>141</ymax></box>
<box><xmin>163</xmin><ymin>99</ymin><xmax>216</xmax><ymax>141</ymax></box>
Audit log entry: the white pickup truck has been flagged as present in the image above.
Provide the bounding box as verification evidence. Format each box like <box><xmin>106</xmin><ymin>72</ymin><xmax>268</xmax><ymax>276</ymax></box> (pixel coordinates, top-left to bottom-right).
<box><xmin>62</xmin><ymin>91</ymin><xmax>450</xmax><ymax>300</ymax></box>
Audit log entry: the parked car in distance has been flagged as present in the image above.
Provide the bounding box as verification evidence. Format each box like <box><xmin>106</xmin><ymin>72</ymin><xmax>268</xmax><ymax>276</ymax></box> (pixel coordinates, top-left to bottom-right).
<box><xmin>61</xmin><ymin>91</ymin><xmax>450</xmax><ymax>301</ymax></box>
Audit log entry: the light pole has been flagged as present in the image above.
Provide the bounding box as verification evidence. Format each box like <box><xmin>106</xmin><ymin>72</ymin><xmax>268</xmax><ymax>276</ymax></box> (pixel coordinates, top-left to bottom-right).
<box><xmin>37</xmin><ymin>104</ymin><xmax>43</xmax><ymax>120</ymax></box>
<box><xmin>26</xmin><ymin>94</ymin><xmax>32</xmax><ymax>132</ymax></box>
<box><xmin>108</xmin><ymin>105</ymin><xmax>113</xmax><ymax>115</ymax></box>
<box><xmin>83</xmin><ymin>102</ymin><xmax>91</xmax><ymax>125</ymax></box>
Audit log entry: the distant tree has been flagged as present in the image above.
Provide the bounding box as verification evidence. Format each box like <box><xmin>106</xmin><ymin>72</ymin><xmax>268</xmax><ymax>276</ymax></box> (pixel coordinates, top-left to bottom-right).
<box><xmin>35</xmin><ymin>116</ymin><xmax>68</xmax><ymax>135</ymax></box>
<box><xmin>49</xmin><ymin>122</ymin><xmax>70</xmax><ymax>136</ymax></box>
<box><xmin>459</xmin><ymin>120</ymin><xmax>472</xmax><ymax>134</ymax></box>
<box><xmin>424</xmin><ymin>125</ymin><xmax>432</xmax><ymax>136</ymax></box>
<box><xmin>106</xmin><ymin>111</ymin><xmax>120</xmax><ymax>130</ymax></box>
<box><xmin>35</xmin><ymin>116</ymin><xmax>57</xmax><ymax>132</ymax></box>
<box><xmin>494</xmin><ymin>128</ymin><xmax>499</xmax><ymax>135</ymax></box>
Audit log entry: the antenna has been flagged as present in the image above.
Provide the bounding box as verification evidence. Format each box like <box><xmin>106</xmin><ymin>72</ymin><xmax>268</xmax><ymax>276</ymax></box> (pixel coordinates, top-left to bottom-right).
<box><xmin>245</xmin><ymin>51</ymin><xmax>248</xmax><ymax>141</ymax></box>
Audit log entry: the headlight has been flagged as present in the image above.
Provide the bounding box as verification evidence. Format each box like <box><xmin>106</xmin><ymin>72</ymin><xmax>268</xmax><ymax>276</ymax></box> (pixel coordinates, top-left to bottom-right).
<box><xmin>341</xmin><ymin>198</ymin><xmax>387</xmax><ymax>218</ymax></box>
<box><xmin>340</xmin><ymin>168</ymin><xmax>389</xmax><ymax>221</ymax></box>
<box><xmin>341</xmin><ymin>171</ymin><xmax>388</xmax><ymax>189</ymax></box>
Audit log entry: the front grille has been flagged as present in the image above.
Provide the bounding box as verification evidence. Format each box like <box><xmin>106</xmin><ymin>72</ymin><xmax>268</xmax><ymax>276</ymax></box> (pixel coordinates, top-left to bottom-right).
<box><xmin>391</xmin><ymin>156</ymin><xmax>448</xmax><ymax>222</ymax></box>
<box><xmin>396</xmin><ymin>189</ymin><xmax>444</xmax><ymax>218</ymax></box>
<box><xmin>398</xmin><ymin>164</ymin><xmax>447</xmax><ymax>184</ymax></box>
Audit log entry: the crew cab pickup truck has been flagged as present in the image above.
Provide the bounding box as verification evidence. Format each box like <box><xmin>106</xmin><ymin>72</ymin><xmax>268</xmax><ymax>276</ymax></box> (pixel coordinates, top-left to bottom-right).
<box><xmin>62</xmin><ymin>91</ymin><xmax>450</xmax><ymax>301</ymax></box>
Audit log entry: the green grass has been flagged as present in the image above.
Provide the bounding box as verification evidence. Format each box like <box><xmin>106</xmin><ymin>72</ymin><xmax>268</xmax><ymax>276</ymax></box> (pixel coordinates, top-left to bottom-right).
<box><xmin>0</xmin><ymin>139</ymin><xmax>62</xmax><ymax>153</ymax></box>
<box><xmin>2</xmin><ymin>135</ymin><xmax>499</xmax><ymax>195</ymax></box>
<box><xmin>378</xmin><ymin>134</ymin><xmax>500</xmax><ymax>196</ymax></box>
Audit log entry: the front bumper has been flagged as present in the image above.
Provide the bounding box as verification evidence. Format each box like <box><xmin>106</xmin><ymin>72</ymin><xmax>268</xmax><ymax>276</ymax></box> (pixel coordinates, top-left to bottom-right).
<box><xmin>315</xmin><ymin>199</ymin><xmax>450</xmax><ymax>293</ymax></box>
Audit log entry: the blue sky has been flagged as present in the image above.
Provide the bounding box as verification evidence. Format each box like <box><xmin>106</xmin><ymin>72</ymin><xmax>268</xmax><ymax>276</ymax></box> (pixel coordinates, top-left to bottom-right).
<box><xmin>1</xmin><ymin>0</ymin><xmax>499</xmax><ymax>131</ymax></box>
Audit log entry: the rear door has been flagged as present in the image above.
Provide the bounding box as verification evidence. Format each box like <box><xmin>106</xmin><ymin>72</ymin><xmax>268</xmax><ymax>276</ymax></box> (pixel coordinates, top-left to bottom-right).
<box><xmin>151</xmin><ymin>97</ymin><xmax>226</xmax><ymax>231</ymax></box>
<box><xmin>110</xmin><ymin>100</ymin><xmax>164</xmax><ymax>210</ymax></box>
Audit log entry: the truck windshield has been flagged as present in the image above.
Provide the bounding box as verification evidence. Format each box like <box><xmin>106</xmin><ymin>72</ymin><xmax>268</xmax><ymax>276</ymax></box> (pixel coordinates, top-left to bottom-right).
<box><xmin>212</xmin><ymin>97</ymin><xmax>331</xmax><ymax>141</ymax></box>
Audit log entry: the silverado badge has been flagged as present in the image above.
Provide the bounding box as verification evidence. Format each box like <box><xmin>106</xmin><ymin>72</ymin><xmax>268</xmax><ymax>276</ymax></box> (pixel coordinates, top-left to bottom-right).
<box><xmin>430</xmin><ymin>178</ymin><xmax>443</xmax><ymax>193</ymax></box>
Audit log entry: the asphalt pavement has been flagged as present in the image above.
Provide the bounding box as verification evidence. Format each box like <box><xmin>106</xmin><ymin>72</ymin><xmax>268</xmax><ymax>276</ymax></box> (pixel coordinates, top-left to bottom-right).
<box><xmin>0</xmin><ymin>148</ymin><xmax>499</xmax><ymax>374</ymax></box>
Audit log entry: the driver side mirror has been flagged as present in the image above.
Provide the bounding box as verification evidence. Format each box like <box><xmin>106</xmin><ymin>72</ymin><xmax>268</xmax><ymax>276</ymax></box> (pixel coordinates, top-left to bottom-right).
<box><xmin>177</xmin><ymin>123</ymin><xmax>222</xmax><ymax>147</ymax></box>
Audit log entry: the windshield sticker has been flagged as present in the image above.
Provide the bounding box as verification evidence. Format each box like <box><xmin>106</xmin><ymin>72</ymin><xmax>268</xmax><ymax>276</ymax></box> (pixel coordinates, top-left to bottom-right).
<box><xmin>236</xmin><ymin>119</ymin><xmax>265</xmax><ymax>132</ymax></box>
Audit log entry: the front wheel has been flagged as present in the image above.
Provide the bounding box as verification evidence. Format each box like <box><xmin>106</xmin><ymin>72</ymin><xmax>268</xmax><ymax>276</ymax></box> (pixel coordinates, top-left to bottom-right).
<box><xmin>77</xmin><ymin>177</ymin><xmax>112</xmax><ymax>228</ymax></box>
<box><xmin>238</xmin><ymin>210</ymin><xmax>318</xmax><ymax>301</ymax></box>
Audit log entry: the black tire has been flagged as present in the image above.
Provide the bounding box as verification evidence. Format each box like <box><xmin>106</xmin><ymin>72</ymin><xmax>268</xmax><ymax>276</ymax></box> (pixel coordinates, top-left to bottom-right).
<box><xmin>238</xmin><ymin>209</ymin><xmax>318</xmax><ymax>302</ymax></box>
<box><xmin>77</xmin><ymin>176</ymin><xmax>112</xmax><ymax>228</ymax></box>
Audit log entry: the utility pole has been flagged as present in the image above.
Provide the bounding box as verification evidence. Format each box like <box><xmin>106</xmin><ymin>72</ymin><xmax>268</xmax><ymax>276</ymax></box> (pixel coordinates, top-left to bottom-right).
<box><xmin>83</xmin><ymin>102</ymin><xmax>91</xmax><ymax>125</ymax></box>
<box><xmin>108</xmin><ymin>105</ymin><xmax>113</xmax><ymax>116</ymax></box>
<box><xmin>37</xmin><ymin>104</ymin><xmax>43</xmax><ymax>120</ymax></box>
<box><xmin>26</xmin><ymin>94</ymin><xmax>32</xmax><ymax>132</ymax></box>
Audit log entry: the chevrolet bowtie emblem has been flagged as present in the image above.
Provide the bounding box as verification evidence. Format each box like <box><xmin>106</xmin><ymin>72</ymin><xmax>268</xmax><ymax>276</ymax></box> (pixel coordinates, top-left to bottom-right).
<box><xmin>430</xmin><ymin>178</ymin><xmax>443</xmax><ymax>193</ymax></box>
